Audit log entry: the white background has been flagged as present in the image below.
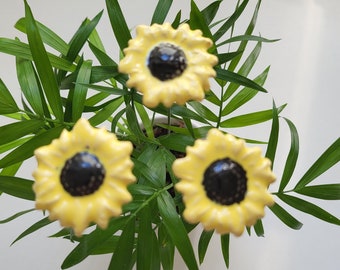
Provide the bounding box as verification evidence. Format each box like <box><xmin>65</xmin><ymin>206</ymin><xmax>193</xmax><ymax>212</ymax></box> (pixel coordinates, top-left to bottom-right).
<box><xmin>1</xmin><ymin>0</ymin><xmax>340</xmax><ymax>269</ymax></box>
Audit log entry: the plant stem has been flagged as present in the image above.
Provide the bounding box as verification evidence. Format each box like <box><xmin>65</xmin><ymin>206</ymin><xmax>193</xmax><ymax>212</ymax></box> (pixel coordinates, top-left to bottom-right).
<box><xmin>20</xmin><ymin>109</ymin><xmax>74</xmax><ymax>127</ymax></box>
<box><xmin>129</xmin><ymin>183</ymin><xmax>173</xmax><ymax>218</ymax></box>
<box><xmin>216</xmin><ymin>84</ymin><xmax>225</xmax><ymax>128</ymax></box>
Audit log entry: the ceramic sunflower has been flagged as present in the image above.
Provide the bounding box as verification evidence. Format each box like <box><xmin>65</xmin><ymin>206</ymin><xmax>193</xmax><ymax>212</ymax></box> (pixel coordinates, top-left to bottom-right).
<box><xmin>32</xmin><ymin>118</ymin><xmax>135</xmax><ymax>236</ymax></box>
<box><xmin>118</xmin><ymin>23</ymin><xmax>218</xmax><ymax>108</ymax></box>
<box><xmin>173</xmin><ymin>129</ymin><xmax>275</xmax><ymax>236</ymax></box>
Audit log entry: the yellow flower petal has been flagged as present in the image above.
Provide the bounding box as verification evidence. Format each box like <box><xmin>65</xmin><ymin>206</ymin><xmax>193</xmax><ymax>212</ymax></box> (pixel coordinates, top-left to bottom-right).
<box><xmin>119</xmin><ymin>23</ymin><xmax>218</xmax><ymax>108</ymax></box>
<box><xmin>32</xmin><ymin>118</ymin><xmax>135</xmax><ymax>236</ymax></box>
<box><xmin>173</xmin><ymin>128</ymin><xmax>275</xmax><ymax>236</ymax></box>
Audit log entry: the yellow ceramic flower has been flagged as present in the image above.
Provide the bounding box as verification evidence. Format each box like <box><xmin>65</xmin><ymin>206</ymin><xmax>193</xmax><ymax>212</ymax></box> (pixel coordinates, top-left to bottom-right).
<box><xmin>32</xmin><ymin>118</ymin><xmax>135</xmax><ymax>236</ymax></box>
<box><xmin>173</xmin><ymin>129</ymin><xmax>275</xmax><ymax>236</ymax></box>
<box><xmin>119</xmin><ymin>23</ymin><xmax>218</xmax><ymax>108</ymax></box>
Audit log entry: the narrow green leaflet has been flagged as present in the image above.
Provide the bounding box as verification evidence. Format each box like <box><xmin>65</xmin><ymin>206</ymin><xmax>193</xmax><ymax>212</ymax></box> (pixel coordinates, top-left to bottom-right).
<box><xmin>111</xmin><ymin>108</ymin><xmax>126</xmax><ymax>132</ymax></box>
<box><xmin>135</xmin><ymin>102</ymin><xmax>154</xmax><ymax>138</ymax></box>
<box><xmin>157</xmin><ymin>191</ymin><xmax>199</xmax><ymax>270</ymax></box>
<box><xmin>222</xmin><ymin>66</ymin><xmax>269</xmax><ymax>116</ymax></box>
<box><xmin>220</xmin><ymin>233</ymin><xmax>230</xmax><ymax>269</ymax></box>
<box><xmin>189</xmin><ymin>0</ymin><xmax>215</xmax><ymax>53</ymax></box>
<box><xmin>22</xmin><ymin>98</ymin><xmax>34</xmax><ymax>115</ymax></box>
<box><xmin>106</xmin><ymin>0</ymin><xmax>132</xmax><ymax>51</ymax></box>
<box><xmin>171</xmin><ymin>10</ymin><xmax>181</xmax><ymax>29</ymax></box>
<box><xmin>0</xmin><ymin>119</ymin><xmax>44</xmax><ymax>146</ymax></box>
<box><xmin>171</xmin><ymin>105</ymin><xmax>210</xmax><ymax>125</ymax></box>
<box><xmin>213</xmin><ymin>0</ymin><xmax>249</xmax><ymax>41</ymax></box>
<box><xmin>0</xmin><ymin>79</ymin><xmax>19</xmax><ymax>114</ymax></box>
<box><xmin>0</xmin><ymin>208</ymin><xmax>35</xmax><ymax>224</ymax></box>
<box><xmin>137</xmin><ymin>206</ymin><xmax>154</xmax><ymax>270</ymax></box>
<box><xmin>223</xmin><ymin>42</ymin><xmax>263</xmax><ymax>101</ymax></box>
<box><xmin>151</xmin><ymin>0</ymin><xmax>173</xmax><ymax>24</ymax></box>
<box><xmin>198</xmin><ymin>230</ymin><xmax>214</xmax><ymax>264</ymax></box>
<box><xmin>134</xmin><ymin>157</ymin><xmax>164</xmax><ymax>188</ymax></box>
<box><xmin>66</xmin><ymin>11</ymin><xmax>103</xmax><ymax>63</ymax></box>
<box><xmin>145</xmin><ymin>148</ymin><xmax>167</xmax><ymax>187</ymax></box>
<box><xmin>0</xmin><ymin>161</ymin><xmax>23</xmax><ymax>176</ymax></box>
<box><xmin>158</xmin><ymin>223</ymin><xmax>174</xmax><ymax>270</ymax></box>
<box><xmin>150</xmin><ymin>230</ymin><xmax>161</xmax><ymax>270</ymax></box>
<box><xmin>0</xmin><ymin>38</ymin><xmax>31</xmax><ymax>60</ymax></box>
<box><xmin>82</xmin><ymin>235</ymin><xmax>119</xmax><ymax>255</ymax></box>
<box><xmin>48</xmin><ymin>228</ymin><xmax>73</xmax><ymax>238</ymax></box>
<box><xmin>158</xmin><ymin>133</ymin><xmax>195</xmax><ymax>153</ymax></box>
<box><xmin>85</xmin><ymin>92</ymin><xmax>110</xmax><ymax>107</ymax></box>
<box><xmin>269</xmin><ymin>202</ymin><xmax>303</xmax><ymax>230</ymax></box>
<box><xmin>0</xmin><ymin>125</ymin><xmax>64</xmax><ymax>168</ymax></box>
<box><xmin>81</xmin><ymin>83</ymin><xmax>127</xmax><ymax>96</ymax></box>
<box><xmin>90</xmin><ymin>65</ymin><xmax>121</xmax><ymax>84</ymax></box>
<box><xmin>60</xmin><ymin>66</ymin><xmax>121</xmax><ymax>90</ymax></box>
<box><xmin>217</xmin><ymin>51</ymin><xmax>242</xmax><ymax>66</ymax></box>
<box><xmin>0</xmin><ymin>137</ymin><xmax>32</xmax><ymax>155</ymax></box>
<box><xmin>72</xmin><ymin>60</ymin><xmax>92</xmax><ymax>121</ymax></box>
<box><xmin>12</xmin><ymin>216</ymin><xmax>54</xmax><ymax>245</ymax></box>
<box><xmin>89</xmin><ymin>235</ymin><xmax>119</xmax><ymax>255</ymax></box>
<box><xmin>16</xmin><ymin>57</ymin><xmax>46</xmax><ymax>116</ymax></box>
<box><xmin>57</xmin><ymin>12</ymin><xmax>102</xmax><ymax>83</ymax></box>
<box><xmin>87</xmin><ymin>22</ymin><xmax>106</xmax><ymax>54</ymax></box>
<box><xmin>227</xmin><ymin>0</ymin><xmax>261</xmax><ymax>73</ymax></box>
<box><xmin>265</xmin><ymin>101</ymin><xmax>279</xmax><ymax>168</ymax></box>
<box><xmin>89</xmin><ymin>97</ymin><xmax>123</xmax><ymax>126</ymax></box>
<box><xmin>84</xmin><ymin>98</ymin><xmax>118</xmax><ymax>113</ymax></box>
<box><xmin>128</xmin><ymin>184</ymin><xmax>156</xmax><ymax>197</ymax></box>
<box><xmin>295</xmin><ymin>137</ymin><xmax>340</xmax><ymax>189</ymax></box>
<box><xmin>62</xmin><ymin>217</ymin><xmax>127</xmax><ymax>269</ymax></box>
<box><xmin>253</xmin><ymin>219</ymin><xmax>264</xmax><ymax>237</ymax></box>
<box><xmin>189</xmin><ymin>101</ymin><xmax>218</xmax><ymax>122</ymax></box>
<box><xmin>0</xmin><ymin>176</ymin><xmax>35</xmax><ymax>201</ymax></box>
<box><xmin>278</xmin><ymin>194</ymin><xmax>340</xmax><ymax>225</ymax></box>
<box><xmin>0</xmin><ymin>38</ymin><xmax>75</xmax><ymax>72</ymax></box>
<box><xmin>87</xmin><ymin>44</ymin><xmax>118</xmax><ymax>94</ymax></box>
<box><xmin>205</xmin><ymin>89</ymin><xmax>221</xmax><ymax>106</ymax></box>
<box><xmin>125</xmin><ymin>103</ymin><xmax>144</xmax><ymax>138</ymax></box>
<box><xmin>216</xmin><ymin>68</ymin><xmax>267</xmax><ymax>94</ymax></box>
<box><xmin>88</xmin><ymin>42</ymin><xmax>117</xmax><ymax>66</ymax></box>
<box><xmin>201</xmin><ymin>0</ymin><xmax>222</xmax><ymax>26</ymax></box>
<box><xmin>15</xmin><ymin>18</ymin><xmax>69</xmax><ymax>56</ymax></box>
<box><xmin>231</xmin><ymin>41</ymin><xmax>262</xmax><ymax>83</ymax></box>
<box><xmin>295</xmin><ymin>184</ymin><xmax>340</xmax><ymax>200</ymax></box>
<box><xmin>220</xmin><ymin>104</ymin><xmax>286</xmax><ymax>128</ymax></box>
<box><xmin>156</xmin><ymin>123</ymin><xmax>211</xmax><ymax>139</ymax></box>
<box><xmin>279</xmin><ymin>118</ymin><xmax>299</xmax><ymax>191</ymax></box>
<box><xmin>216</xmin><ymin>34</ymin><xmax>279</xmax><ymax>48</ymax></box>
<box><xmin>24</xmin><ymin>0</ymin><xmax>63</xmax><ymax>120</ymax></box>
<box><xmin>108</xmin><ymin>217</ymin><xmax>136</xmax><ymax>270</ymax></box>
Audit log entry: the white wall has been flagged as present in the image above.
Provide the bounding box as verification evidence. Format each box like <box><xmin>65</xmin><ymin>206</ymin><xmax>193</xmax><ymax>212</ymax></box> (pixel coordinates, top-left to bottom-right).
<box><xmin>0</xmin><ymin>0</ymin><xmax>340</xmax><ymax>269</ymax></box>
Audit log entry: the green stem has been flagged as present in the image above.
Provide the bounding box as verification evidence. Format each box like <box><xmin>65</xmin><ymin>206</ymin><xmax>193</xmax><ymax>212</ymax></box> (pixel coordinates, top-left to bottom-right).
<box><xmin>216</xmin><ymin>84</ymin><xmax>225</xmax><ymax>128</ymax></box>
<box><xmin>20</xmin><ymin>109</ymin><xmax>74</xmax><ymax>127</ymax></box>
<box><xmin>271</xmin><ymin>187</ymin><xmax>302</xmax><ymax>196</ymax></box>
<box><xmin>216</xmin><ymin>0</ymin><xmax>241</xmax><ymax>128</ymax></box>
<box><xmin>129</xmin><ymin>184</ymin><xmax>173</xmax><ymax>218</ymax></box>
<box><xmin>129</xmin><ymin>88</ymin><xmax>137</xmax><ymax>113</ymax></box>
<box><xmin>167</xmin><ymin>108</ymin><xmax>171</xmax><ymax>134</ymax></box>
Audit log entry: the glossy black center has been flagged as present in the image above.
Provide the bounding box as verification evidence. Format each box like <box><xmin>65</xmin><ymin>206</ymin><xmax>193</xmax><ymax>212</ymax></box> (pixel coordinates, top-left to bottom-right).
<box><xmin>203</xmin><ymin>158</ymin><xmax>247</xmax><ymax>205</ymax></box>
<box><xmin>147</xmin><ymin>43</ymin><xmax>187</xmax><ymax>81</ymax></box>
<box><xmin>60</xmin><ymin>152</ymin><xmax>105</xmax><ymax>196</ymax></box>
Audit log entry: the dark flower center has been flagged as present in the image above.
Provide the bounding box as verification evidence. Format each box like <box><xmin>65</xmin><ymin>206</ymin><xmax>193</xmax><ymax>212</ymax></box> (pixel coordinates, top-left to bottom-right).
<box><xmin>147</xmin><ymin>42</ymin><xmax>187</xmax><ymax>81</ymax></box>
<box><xmin>203</xmin><ymin>158</ymin><xmax>247</xmax><ymax>205</ymax></box>
<box><xmin>60</xmin><ymin>152</ymin><xmax>105</xmax><ymax>196</ymax></box>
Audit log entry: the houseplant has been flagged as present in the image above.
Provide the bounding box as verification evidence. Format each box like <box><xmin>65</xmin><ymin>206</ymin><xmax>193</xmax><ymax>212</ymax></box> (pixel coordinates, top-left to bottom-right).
<box><xmin>0</xmin><ymin>0</ymin><xmax>339</xmax><ymax>269</ymax></box>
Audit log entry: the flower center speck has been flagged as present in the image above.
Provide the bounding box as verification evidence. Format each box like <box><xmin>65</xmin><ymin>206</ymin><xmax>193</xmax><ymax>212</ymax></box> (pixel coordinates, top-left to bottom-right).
<box><xmin>203</xmin><ymin>158</ymin><xmax>247</xmax><ymax>205</ymax></box>
<box><xmin>147</xmin><ymin>42</ymin><xmax>187</xmax><ymax>81</ymax></box>
<box><xmin>60</xmin><ymin>152</ymin><xmax>105</xmax><ymax>196</ymax></box>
